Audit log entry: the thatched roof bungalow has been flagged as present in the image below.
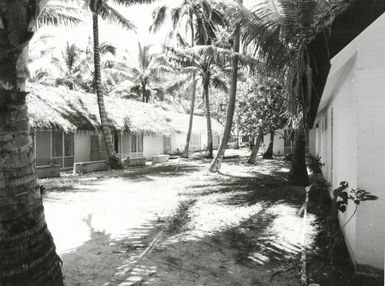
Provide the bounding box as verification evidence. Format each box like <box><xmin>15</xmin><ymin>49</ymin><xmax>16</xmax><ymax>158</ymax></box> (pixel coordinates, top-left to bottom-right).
<box><xmin>27</xmin><ymin>84</ymin><xmax>223</xmax><ymax>171</ymax></box>
<box><xmin>27</xmin><ymin>84</ymin><xmax>223</xmax><ymax>136</ymax></box>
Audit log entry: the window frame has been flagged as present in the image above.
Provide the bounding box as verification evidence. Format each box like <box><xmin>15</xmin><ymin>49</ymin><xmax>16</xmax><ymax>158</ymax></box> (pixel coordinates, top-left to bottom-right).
<box><xmin>51</xmin><ymin>130</ymin><xmax>75</xmax><ymax>169</ymax></box>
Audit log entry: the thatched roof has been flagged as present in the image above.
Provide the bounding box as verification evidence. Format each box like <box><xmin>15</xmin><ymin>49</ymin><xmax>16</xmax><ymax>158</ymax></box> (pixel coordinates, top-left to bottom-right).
<box><xmin>27</xmin><ymin>84</ymin><xmax>223</xmax><ymax>136</ymax></box>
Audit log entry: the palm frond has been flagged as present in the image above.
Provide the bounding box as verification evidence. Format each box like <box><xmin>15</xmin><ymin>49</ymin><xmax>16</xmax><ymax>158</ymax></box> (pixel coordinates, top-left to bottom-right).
<box><xmin>150</xmin><ymin>5</ymin><xmax>167</xmax><ymax>32</ymax></box>
<box><xmin>211</xmin><ymin>76</ymin><xmax>228</xmax><ymax>92</ymax></box>
<box><xmin>100</xmin><ymin>42</ymin><xmax>117</xmax><ymax>55</ymax></box>
<box><xmin>38</xmin><ymin>2</ymin><xmax>83</xmax><ymax>27</ymax></box>
<box><xmin>100</xmin><ymin>2</ymin><xmax>136</xmax><ymax>30</ymax></box>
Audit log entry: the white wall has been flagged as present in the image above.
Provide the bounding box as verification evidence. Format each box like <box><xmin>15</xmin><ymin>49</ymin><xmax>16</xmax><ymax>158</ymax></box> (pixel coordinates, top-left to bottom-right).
<box><xmin>353</xmin><ymin>17</ymin><xmax>385</xmax><ymax>268</ymax></box>
<box><xmin>171</xmin><ymin>133</ymin><xmax>186</xmax><ymax>153</ymax></box>
<box><xmin>74</xmin><ymin>132</ymin><xmax>91</xmax><ymax>163</ymax></box>
<box><xmin>311</xmin><ymin>13</ymin><xmax>385</xmax><ymax>271</ymax></box>
<box><xmin>260</xmin><ymin>129</ymin><xmax>285</xmax><ymax>156</ymax></box>
<box><xmin>143</xmin><ymin>135</ymin><xmax>163</xmax><ymax>159</ymax></box>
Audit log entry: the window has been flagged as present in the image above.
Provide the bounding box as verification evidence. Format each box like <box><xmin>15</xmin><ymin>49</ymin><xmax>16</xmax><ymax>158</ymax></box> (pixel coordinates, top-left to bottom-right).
<box><xmin>114</xmin><ymin>133</ymin><xmax>120</xmax><ymax>153</ymax></box>
<box><xmin>163</xmin><ymin>136</ymin><xmax>171</xmax><ymax>154</ymax></box>
<box><xmin>52</xmin><ymin>130</ymin><xmax>63</xmax><ymax>157</ymax></box>
<box><xmin>51</xmin><ymin>131</ymin><xmax>74</xmax><ymax>168</ymax></box>
<box><xmin>131</xmin><ymin>134</ymin><xmax>143</xmax><ymax>153</ymax></box>
<box><xmin>190</xmin><ymin>133</ymin><xmax>201</xmax><ymax>150</ymax></box>
<box><xmin>131</xmin><ymin>134</ymin><xmax>137</xmax><ymax>152</ymax></box>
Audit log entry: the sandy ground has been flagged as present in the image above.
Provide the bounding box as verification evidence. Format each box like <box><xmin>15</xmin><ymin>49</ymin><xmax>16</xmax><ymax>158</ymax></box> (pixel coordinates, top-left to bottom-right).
<box><xmin>40</xmin><ymin>150</ymin><xmax>354</xmax><ymax>286</ymax></box>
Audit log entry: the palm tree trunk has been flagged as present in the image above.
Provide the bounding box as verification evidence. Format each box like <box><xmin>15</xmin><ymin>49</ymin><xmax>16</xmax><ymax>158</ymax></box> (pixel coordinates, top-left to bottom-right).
<box><xmin>203</xmin><ymin>79</ymin><xmax>213</xmax><ymax>159</ymax></box>
<box><xmin>141</xmin><ymin>81</ymin><xmax>146</xmax><ymax>103</ymax></box>
<box><xmin>247</xmin><ymin>128</ymin><xmax>263</xmax><ymax>164</ymax></box>
<box><xmin>182</xmin><ymin>74</ymin><xmax>197</xmax><ymax>158</ymax></box>
<box><xmin>289</xmin><ymin>128</ymin><xmax>309</xmax><ymax>186</ymax></box>
<box><xmin>263</xmin><ymin>130</ymin><xmax>275</xmax><ymax>159</ymax></box>
<box><xmin>182</xmin><ymin>14</ymin><xmax>197</xmax><ymax>159</ymax></box>
<box><xmin>209</xmin><ymin>10</ymin><xmax>241</xmax><ymax>171</ymax></box>
<box><xmin>92</xmin><ymin>13</ymin><xmax>122</xmax><ymax>169</ymax></box>
<box><xmin>0</xmin><ymin>3</ymin><xmax>63</xmax><ymax>284</ymax></box>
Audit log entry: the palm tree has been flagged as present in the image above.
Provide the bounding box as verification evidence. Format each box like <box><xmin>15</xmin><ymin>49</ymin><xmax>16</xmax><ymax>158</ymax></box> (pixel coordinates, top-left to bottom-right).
<box><xmin>123</xmin><ymin>43</ymin><xmax>172</xmax><ymax>103</ymax></box>
<box><xmin>0</xmin><ymin>1</ymin><xmax>82</xmax><ymax>284</ymax></box>
<box><xmin>239</xmin><ymin>0</ymin><xmax>350</xmax><ymax>185</ymax></box>
<box><xmin>85</xmin><ymin>0</ymin><xmax>153</xmax><ymax>169</ymax></box>
<box><xmin>151</xmin><ymin>0</ymin><xmax>223</xmax><ymax>158</ymax></box>
<box><xmin>209</xmin><ymin>0</ymin><xmax>242</xmax><ymax>172</ymax></box>
<box><xmin>52</xmin><ymin>42</ymin><xmax>88</xmax><ymax>90</ymax></box>
<box><xmin>166</xmin><ymin>45</ymin><xmax>231</xmax><ymax>158</ymax></box>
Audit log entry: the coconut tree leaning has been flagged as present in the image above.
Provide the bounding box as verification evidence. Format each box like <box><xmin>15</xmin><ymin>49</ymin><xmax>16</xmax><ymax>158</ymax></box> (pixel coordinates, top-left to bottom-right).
<box><xmin>239</xmin><ymin>0</ymin><xmax>350</xmax><ymax>185</ymax></box>
<box><xmin>85</xmin><ymin>0</ymin><xmax>154</xmax><ymax>169</ymax></box>
<box><xmin>151</xmin><ymin>0</ymin><xmax>224</xmax><ymax>158</ymax></box>
<box><xmin>0</xmin><ymin>1</ymin><xmax>82</xmax><ymax>284</ymax></box>
<box><xmin>209</xmin><ymin>0</ymin><xmax>242</xmax><ymax>172</ymax></box>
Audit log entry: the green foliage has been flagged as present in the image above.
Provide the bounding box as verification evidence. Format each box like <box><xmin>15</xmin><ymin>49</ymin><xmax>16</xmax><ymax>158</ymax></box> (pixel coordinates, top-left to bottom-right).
<box><xmin>334</xmin><ymin>181</ymin><xmax>378</xmax><ymax>213</ymax></box>
<box><xmin>306</xmin><ymin>154</ymin><xmax>324</xmax><ymax>174</ymax></box>
<box><xmin>237</xmin><ymin>77</ymin><xmax>288</xmax><ymax>138</ymax></box>
<box><xmin>29</xmin><ymin>40</ymin><xmax>118</xmax><ymax>92</ymax></box>
<box><xmin>113</xmin><ymin>43</ymin><xmax>174</xmax><ymax>103</ymax></box>
<box><xmin>238</xmin><ymin>0</ymin><xmax>351</xmax><ymax>126</ymax></box>
<box><xmin>150</xmin><ymin>0</ymin><xmax>224</xmax><ymax>46</ymax></box>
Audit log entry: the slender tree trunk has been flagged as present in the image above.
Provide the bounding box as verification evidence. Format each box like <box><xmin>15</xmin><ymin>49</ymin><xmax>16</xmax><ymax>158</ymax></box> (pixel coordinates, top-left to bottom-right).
<box><xmin>263</xmin><ymin>130</ymin><xmax>275</xmax><ymax>159</ymax></box>
<box><xmin>247</xmin><ymin>129</ymin><xmax>263</xmax><ymax>164</ymax></box>
<box><xmin>0</xmin><ymin>2</ymin><xmax>63</xmax><ymax>284</ymax></box>
<box><xmin>92</xmin><ymin>14</ymin><xmax>122</xmax><ymax>169</ymax></box>
<box><xmin>203</xmin><ymin>79</ymin><xmax>213</xmax><ymax>159</ymax></box>
<box><xmin>141</xmin><ymin>81</ymin><xmax>146</xmax><ymax>103</ymax></box>
<box><xmin>209</xmin><ymin>9</ymin><xmax>241</xmax><ymax>171</ymax></box>
<box><xmin>182</xmin><ymin>74</ymin><xmax>196</xmax><ymax>158</ymax></box>
<box><xmin>182</xmin><ymin>14</ymin><xmax>196</xmax><ymax>159</ymax></box>
<box><xmin>289</xmin><ymin>128</ymin><xmax>309</xmax><ymax>186</ymax></box>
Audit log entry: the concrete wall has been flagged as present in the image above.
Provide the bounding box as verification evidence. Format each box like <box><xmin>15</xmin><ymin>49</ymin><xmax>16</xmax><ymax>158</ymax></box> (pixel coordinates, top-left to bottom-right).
<box><xmin>311</xmin><ymin>13</ymin><xmax>385</xmax><ymax>271</ymax></box>
<box><xmin>353</xmin><ymin>15</ymin><xmax>385</xmax><ymax>269</ymax></box>
<box><xmin>74</xmin><ymin>132</ymin><xmax>91</xmax><ymax>163</ymax></box>
<box><xmin>143</xmin><ymin>135</ymin><xmax>163</xmax><ymax>159</ymax></box>
<box><xmin>259</xmin><ymin>129</ymin><xmax>286</xmax><ymax>156</ymax></box>
<box><xmin>171</xmin><ymin>133</ymin><xmax>186</xmax><ymax>153</ymax></box>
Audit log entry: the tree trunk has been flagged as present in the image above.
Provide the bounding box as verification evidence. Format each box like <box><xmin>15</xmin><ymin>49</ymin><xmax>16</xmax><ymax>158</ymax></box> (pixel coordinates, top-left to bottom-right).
<box><xmin>209</xmin><ymin>9</ymin><xmax>241</xmax><ymax>172</ymax></box>
<box><xmin>247</xmin><ymin>129</ymin><xmax>263</xmax><ymax>164</ymax></box>
<box><xmin>182</xmin><ymin>74</ymin><xmax>197</xmax><ymax>158</ymax></box>
<box><xmin>92</xmin><ymin>14</ymin><xmax>122</xmax><ymax>169</ymax></box>
<box><xmin>289</xmin><ymin>128</ymin><xmax>309</xmax><ymax>186</ymax></box>
<box><xmin>203</xmin><ymin>79</ymin><xmax>213</xmax><ymax>159</ymax></box>
<box><xmin>263</xmin><ymin>131</ymin><xmax>275</xmax><ymax>159</ymax></box>
<box><xmin>141</xmin><ymin>81</ymin><xmax>146</xmax><ymax>103</ymax></box>
<box><xmin>182</xmin><ymin>14</ymin><xmax>197</xmax><ymax>159</ymax></box>
<box><xmin>0</xmin><ymin>2</ymin><xmax>63</xmax><ymax>284</ymax></box>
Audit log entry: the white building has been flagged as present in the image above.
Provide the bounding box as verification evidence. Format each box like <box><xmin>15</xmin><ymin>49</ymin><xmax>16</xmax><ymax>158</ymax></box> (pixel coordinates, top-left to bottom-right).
<box><xmin>309</xmin><ymin>13</ymin><xmax>385</xmax><ymax>274</ymax></box>
<box><xmin>28</xmin><ymin>84</ymin><xmax>223</xmax><ymax>174</ymax></box>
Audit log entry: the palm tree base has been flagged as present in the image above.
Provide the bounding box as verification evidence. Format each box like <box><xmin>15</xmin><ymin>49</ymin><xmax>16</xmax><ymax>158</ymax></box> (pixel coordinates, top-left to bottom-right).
<box><xmin>109</xmin><ymin>156</ymin><xmax>124</xmax><ymax>170</ymax></box>
<box><xmin>204</xmin><ymin>152</ymin><xmax>213</xmax><ymax>159</ymax></box>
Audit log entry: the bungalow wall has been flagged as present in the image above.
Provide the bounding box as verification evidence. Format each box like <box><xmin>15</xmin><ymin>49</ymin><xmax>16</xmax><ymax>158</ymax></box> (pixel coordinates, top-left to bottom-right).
<box><xmin>310</xmin><ymin>14</ymin><xmax>385</xmax><ymax>272</ymax></box>
<box><xmin>261</xmin><ymin>129</ymin><xmax>286</xmax><ymax>156</ymax></box>
<box><xmin>171</xmin><ymin>132</ymin><xmax>203</xmax><ymax>153</ymax></box>
<box><xmin>143</xmin><ymin>135</ymin><xmax>163</xmax><ymax>159</ymax></box>
<box><xmin>74</xmin><ymin>131</ymin><xmax>91</xmax><ymax>163</ymax></box>
<box><xmin>114</xmin><ymin>133</ymin><xmax>144</xmax><ymax>160</ymax></box>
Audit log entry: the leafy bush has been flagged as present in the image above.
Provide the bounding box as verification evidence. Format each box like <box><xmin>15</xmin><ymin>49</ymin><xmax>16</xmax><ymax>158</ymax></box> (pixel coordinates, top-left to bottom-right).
<box><xmin>306</xmin><ymin>154</ymin><xmax>324</xmax><ymax>174</ymax></box>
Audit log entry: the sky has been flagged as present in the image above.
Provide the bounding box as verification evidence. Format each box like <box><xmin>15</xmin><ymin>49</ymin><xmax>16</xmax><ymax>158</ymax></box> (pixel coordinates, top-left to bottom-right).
<box><xmin>33</xmin><ymin>0</ymin><xmax>176</xmax><ymax>66</ymax></box>
<box><xmin>31</xmin><ymin>0</ymin><xmax>261</xmax><ymax>70</ymax></box>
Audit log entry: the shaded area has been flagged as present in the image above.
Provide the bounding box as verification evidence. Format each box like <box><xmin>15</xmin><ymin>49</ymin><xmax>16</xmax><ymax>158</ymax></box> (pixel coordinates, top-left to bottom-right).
<box><xmin>41</xmin><ymin>154</ymin><xmax>341</xmax><ymax>285</ymax></box>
